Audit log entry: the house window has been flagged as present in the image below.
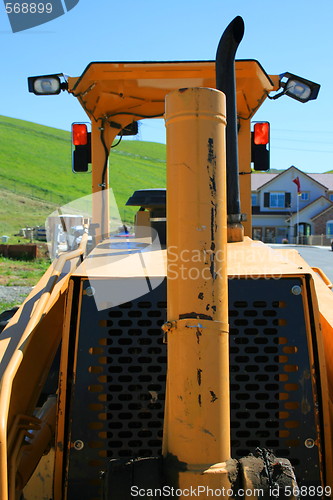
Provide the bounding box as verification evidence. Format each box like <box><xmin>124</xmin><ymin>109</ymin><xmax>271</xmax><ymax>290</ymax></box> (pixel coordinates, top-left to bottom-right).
<box><xmin>300</xmin><ymin>192</ymin><xmax>309</xmax><ymax>201</ymax></box>
<box><xmin>251</xmin><ymin>193</ymin><xmax>257</xmax><ymax>205</ymax></box>
<box><xmin>270</xmin><ymin>192</ymin><xmax>285</xmax><ymax>208</ymax></box>
<box><xmin>264</xmin><ymin>227</ymin><xmax>276</xmax><ymax>243</ymax></box>
<box><xmin>326</xmin><ymin>221</ymin><xmax>333</xmax><ymax>237</ymax></box>
<box><xmin>329</xmin><ymin>193</ymin><xmax>333</xmax><ymax>202</ymax></box>
<box><xmin>276</xmin><ymin>227</ymin><xmax>288</xmax><ymax>243</ymax></box>
<box><xmin>252</xmin><ymin>227</ymin><xmax>262</xmax><ymax>240</ymax></box>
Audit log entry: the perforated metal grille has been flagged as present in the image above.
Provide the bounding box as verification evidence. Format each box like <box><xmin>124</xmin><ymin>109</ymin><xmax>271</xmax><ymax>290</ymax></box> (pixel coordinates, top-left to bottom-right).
<box><xmin>229</xmin><ymin>278</ymin><xmax>321</xmax><ymax>485</ymax></box>
<box><xmin>66</xmin><ymin>279</ymin><xmax>167</xmax><ymax>500</ymax></box>
<box><xmin>104</xmin><ymin>298</ymin><xmax>167</xmax><ymax>458</ymax></box>
<box><xmin>66</xmin><ymin>277</ymin><xmax>321</xmax><ymax>498</ymax></box>
<box><xmin>230</xmin><ymin>301</ymin><xmax>294</xmax><ymax>457</ymax></box>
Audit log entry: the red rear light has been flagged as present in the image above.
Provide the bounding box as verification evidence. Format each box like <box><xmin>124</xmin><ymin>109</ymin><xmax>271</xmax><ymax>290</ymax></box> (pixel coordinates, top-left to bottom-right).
<box><xmin>72</xmin><ymin>123</ymin><xmax>88</xmax><ymax>146</ymax></box>
<box><xmin>254</xmin><ymin>122</ymin><xmax>270</xmax><ymax>145</ymax></box>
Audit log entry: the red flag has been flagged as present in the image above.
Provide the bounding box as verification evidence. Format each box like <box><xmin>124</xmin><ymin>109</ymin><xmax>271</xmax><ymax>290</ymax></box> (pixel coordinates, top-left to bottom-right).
<box><xmin>292</xmin><ymin>176</ymin><xmax>301</xmax><ymax>194</ymax></box>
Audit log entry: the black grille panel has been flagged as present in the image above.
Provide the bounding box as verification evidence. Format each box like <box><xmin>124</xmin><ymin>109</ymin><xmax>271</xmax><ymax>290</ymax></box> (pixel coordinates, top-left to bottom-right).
<box><xmin>229</xmin><ymin>278</ymin><xmax>321</xmax><ymax>485</ymax></box>
<box><xmin>66</xmin><ymin>279</ymin><xmax>167</xmax><ymax>500</ymax></box>
<box><xmin>66</xmin><ymin>277</ymin><xmax>321</xmax><ymax>499</ymax></box>
<box><xmin>105</xmin><ymin>300</ymin><xmax>166</xmax><ymax>458</ymax></box>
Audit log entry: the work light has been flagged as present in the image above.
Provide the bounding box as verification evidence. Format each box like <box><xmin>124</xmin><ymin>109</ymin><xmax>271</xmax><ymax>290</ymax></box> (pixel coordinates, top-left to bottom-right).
<box><xmin>269</xmin><ymin>72</ymin><xmax>320</xmax><ymax>103</ymax></box>
<box><xmin>28</xmin><ymin>74</ymin><xmax>68</xmax><ymax>95</ymax></box>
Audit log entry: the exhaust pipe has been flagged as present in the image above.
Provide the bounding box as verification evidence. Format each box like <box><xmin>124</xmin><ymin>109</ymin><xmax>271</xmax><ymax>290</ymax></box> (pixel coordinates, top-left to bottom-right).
<box><xmin>216</xmin><ymin>16</ymin><xmax>245</xmax><ymax>241</ymax></box>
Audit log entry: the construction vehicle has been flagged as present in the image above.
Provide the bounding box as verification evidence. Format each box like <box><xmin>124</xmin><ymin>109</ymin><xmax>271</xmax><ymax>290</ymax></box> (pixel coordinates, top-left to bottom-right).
<box><xmin>0</xmin><ymin>15</ymin><xmax>332</xmax><ymax>500</ymax></box>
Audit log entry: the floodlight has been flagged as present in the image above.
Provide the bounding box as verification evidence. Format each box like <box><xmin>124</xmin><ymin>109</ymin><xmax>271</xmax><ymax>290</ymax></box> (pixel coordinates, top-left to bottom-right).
<box><xmin>28</xmin><ymin>74</ymin><xmax>68</xmax><ymax>95</ymax></box>
<box><xmin>268</xmin><ymin>72</ymin><xmax>320</xmax><ymax>103</ymax></box>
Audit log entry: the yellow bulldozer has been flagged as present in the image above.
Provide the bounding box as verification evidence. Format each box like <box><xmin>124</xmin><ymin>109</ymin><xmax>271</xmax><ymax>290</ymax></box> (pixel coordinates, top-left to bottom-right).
<box><xmin>1</xmin><ymin>16</ymin><xmax>332</xmax><ymax>500</ymax></box>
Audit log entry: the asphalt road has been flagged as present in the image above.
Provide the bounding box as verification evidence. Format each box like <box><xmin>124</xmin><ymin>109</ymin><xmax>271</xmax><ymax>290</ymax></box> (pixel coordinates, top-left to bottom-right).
<box><xmin>270</xmin><ymin>244</ymin><xmax>333</xmax><ymax>283</ymax></box>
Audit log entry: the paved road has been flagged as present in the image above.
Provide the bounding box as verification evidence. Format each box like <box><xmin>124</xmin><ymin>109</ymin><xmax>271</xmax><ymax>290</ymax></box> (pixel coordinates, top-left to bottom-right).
<box><xmin>270</xmin><ymin>244</ymin><xmax>333</xmax><ymax>283</ymax></box>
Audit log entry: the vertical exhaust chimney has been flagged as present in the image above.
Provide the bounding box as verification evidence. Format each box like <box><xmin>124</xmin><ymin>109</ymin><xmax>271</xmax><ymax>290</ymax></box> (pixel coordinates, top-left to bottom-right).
<box><xmin>216</xmin><ymin>16</ymin><xmax>245</xmax><ymax>241</ymax></box>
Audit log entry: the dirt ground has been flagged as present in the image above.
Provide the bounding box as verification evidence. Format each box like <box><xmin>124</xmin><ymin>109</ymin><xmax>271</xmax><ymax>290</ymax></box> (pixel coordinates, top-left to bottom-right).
<box><xmin>0</xmin><ymin>285</ymin><xmax>32</xmax><ymax>306</ymax></box>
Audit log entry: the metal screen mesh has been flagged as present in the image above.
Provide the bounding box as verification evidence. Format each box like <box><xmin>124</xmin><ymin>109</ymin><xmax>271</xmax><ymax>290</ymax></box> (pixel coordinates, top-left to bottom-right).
<box><xmin>66</xmin><ymin>277</ymin><xmax>321</xmax><ymax>499</ymax></box>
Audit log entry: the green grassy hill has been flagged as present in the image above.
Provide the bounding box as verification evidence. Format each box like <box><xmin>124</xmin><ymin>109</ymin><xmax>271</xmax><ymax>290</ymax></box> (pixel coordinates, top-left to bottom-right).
<box><xmin>0</xmin><ymin>116</ymin><xmax>166</xmax><ymax>235</ymax></box>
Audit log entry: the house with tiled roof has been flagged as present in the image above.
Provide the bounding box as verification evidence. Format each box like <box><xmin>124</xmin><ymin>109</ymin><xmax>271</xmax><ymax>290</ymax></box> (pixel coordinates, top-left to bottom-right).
<box><xmin>251</xmin><ymin>166</ymin><xmax>333</xmax><ymax>244</ymax></box>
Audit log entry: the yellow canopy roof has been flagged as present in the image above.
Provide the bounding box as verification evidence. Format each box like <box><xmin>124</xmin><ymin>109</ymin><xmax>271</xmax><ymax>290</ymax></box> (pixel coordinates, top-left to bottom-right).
<box><xmin>67</xmin><ymin>59</ymin><xmax>278</xmax><ymax>124</ymax></box>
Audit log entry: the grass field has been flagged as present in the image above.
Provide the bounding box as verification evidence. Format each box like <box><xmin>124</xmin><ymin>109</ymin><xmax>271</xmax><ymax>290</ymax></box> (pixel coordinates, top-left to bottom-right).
<box><xmin>0</xmin><ymin>256</ymin><xmax>50</xmax><ymax>287</ymax></box>
<box><xmin>0</xmin><ymin>115</ymin><xmax>166</xmax><ymax>237</ymax></box>
<box><xmin>0</xmin><ymin>115</ymin><xmax>167</xmax><ymax>310</ymax></box>
<box><xmin>0</xmin><ymin>256</ymin><xmax>51</xmax><ymax>310</ymax></box>
<box><xmin>0</xmin><ymin>190</ymin><xmax>56</xmax><ymax>235</ymax></box>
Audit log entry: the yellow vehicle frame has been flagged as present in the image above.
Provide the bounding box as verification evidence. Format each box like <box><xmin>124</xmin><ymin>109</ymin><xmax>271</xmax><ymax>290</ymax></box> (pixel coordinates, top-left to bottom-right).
<box><xmin>0</xmin><ymin>50</ymin><xmax>332</xmax><ymax>500</ymax></box>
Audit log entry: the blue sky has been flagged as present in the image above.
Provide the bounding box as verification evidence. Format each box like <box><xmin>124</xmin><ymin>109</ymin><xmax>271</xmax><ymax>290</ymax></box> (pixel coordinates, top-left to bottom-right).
<box><xmin>1</xmin><ymin>0</ymin><xmax>333</xmax><ymax>173</ymax></box>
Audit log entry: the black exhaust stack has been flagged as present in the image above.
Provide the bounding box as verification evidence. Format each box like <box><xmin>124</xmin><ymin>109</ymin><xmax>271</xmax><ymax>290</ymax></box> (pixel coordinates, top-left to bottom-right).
<box><xmin>216</xmin><ymin>16</ymin><xmax>245</xmax><ymax>237</ymax></box>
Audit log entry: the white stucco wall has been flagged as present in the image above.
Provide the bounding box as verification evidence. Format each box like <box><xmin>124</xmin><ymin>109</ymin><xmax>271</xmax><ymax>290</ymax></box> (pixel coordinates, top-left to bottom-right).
<box><xmin>288</xmin><ymin>197</ymin><xmax>332</xmax><ymax>225</ymax></box>
<box><xmin>252</xmin><ymin>216</ymin><xmax>288</xmax><ymax>227</ymax></box>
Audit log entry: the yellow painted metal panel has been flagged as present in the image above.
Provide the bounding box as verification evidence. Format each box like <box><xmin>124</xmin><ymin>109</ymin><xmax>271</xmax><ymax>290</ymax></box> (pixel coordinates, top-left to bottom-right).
<box><xmin>68</xmin><ymin>60</ymin><xmax>276</xmax><ymax>123</ymax></box>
